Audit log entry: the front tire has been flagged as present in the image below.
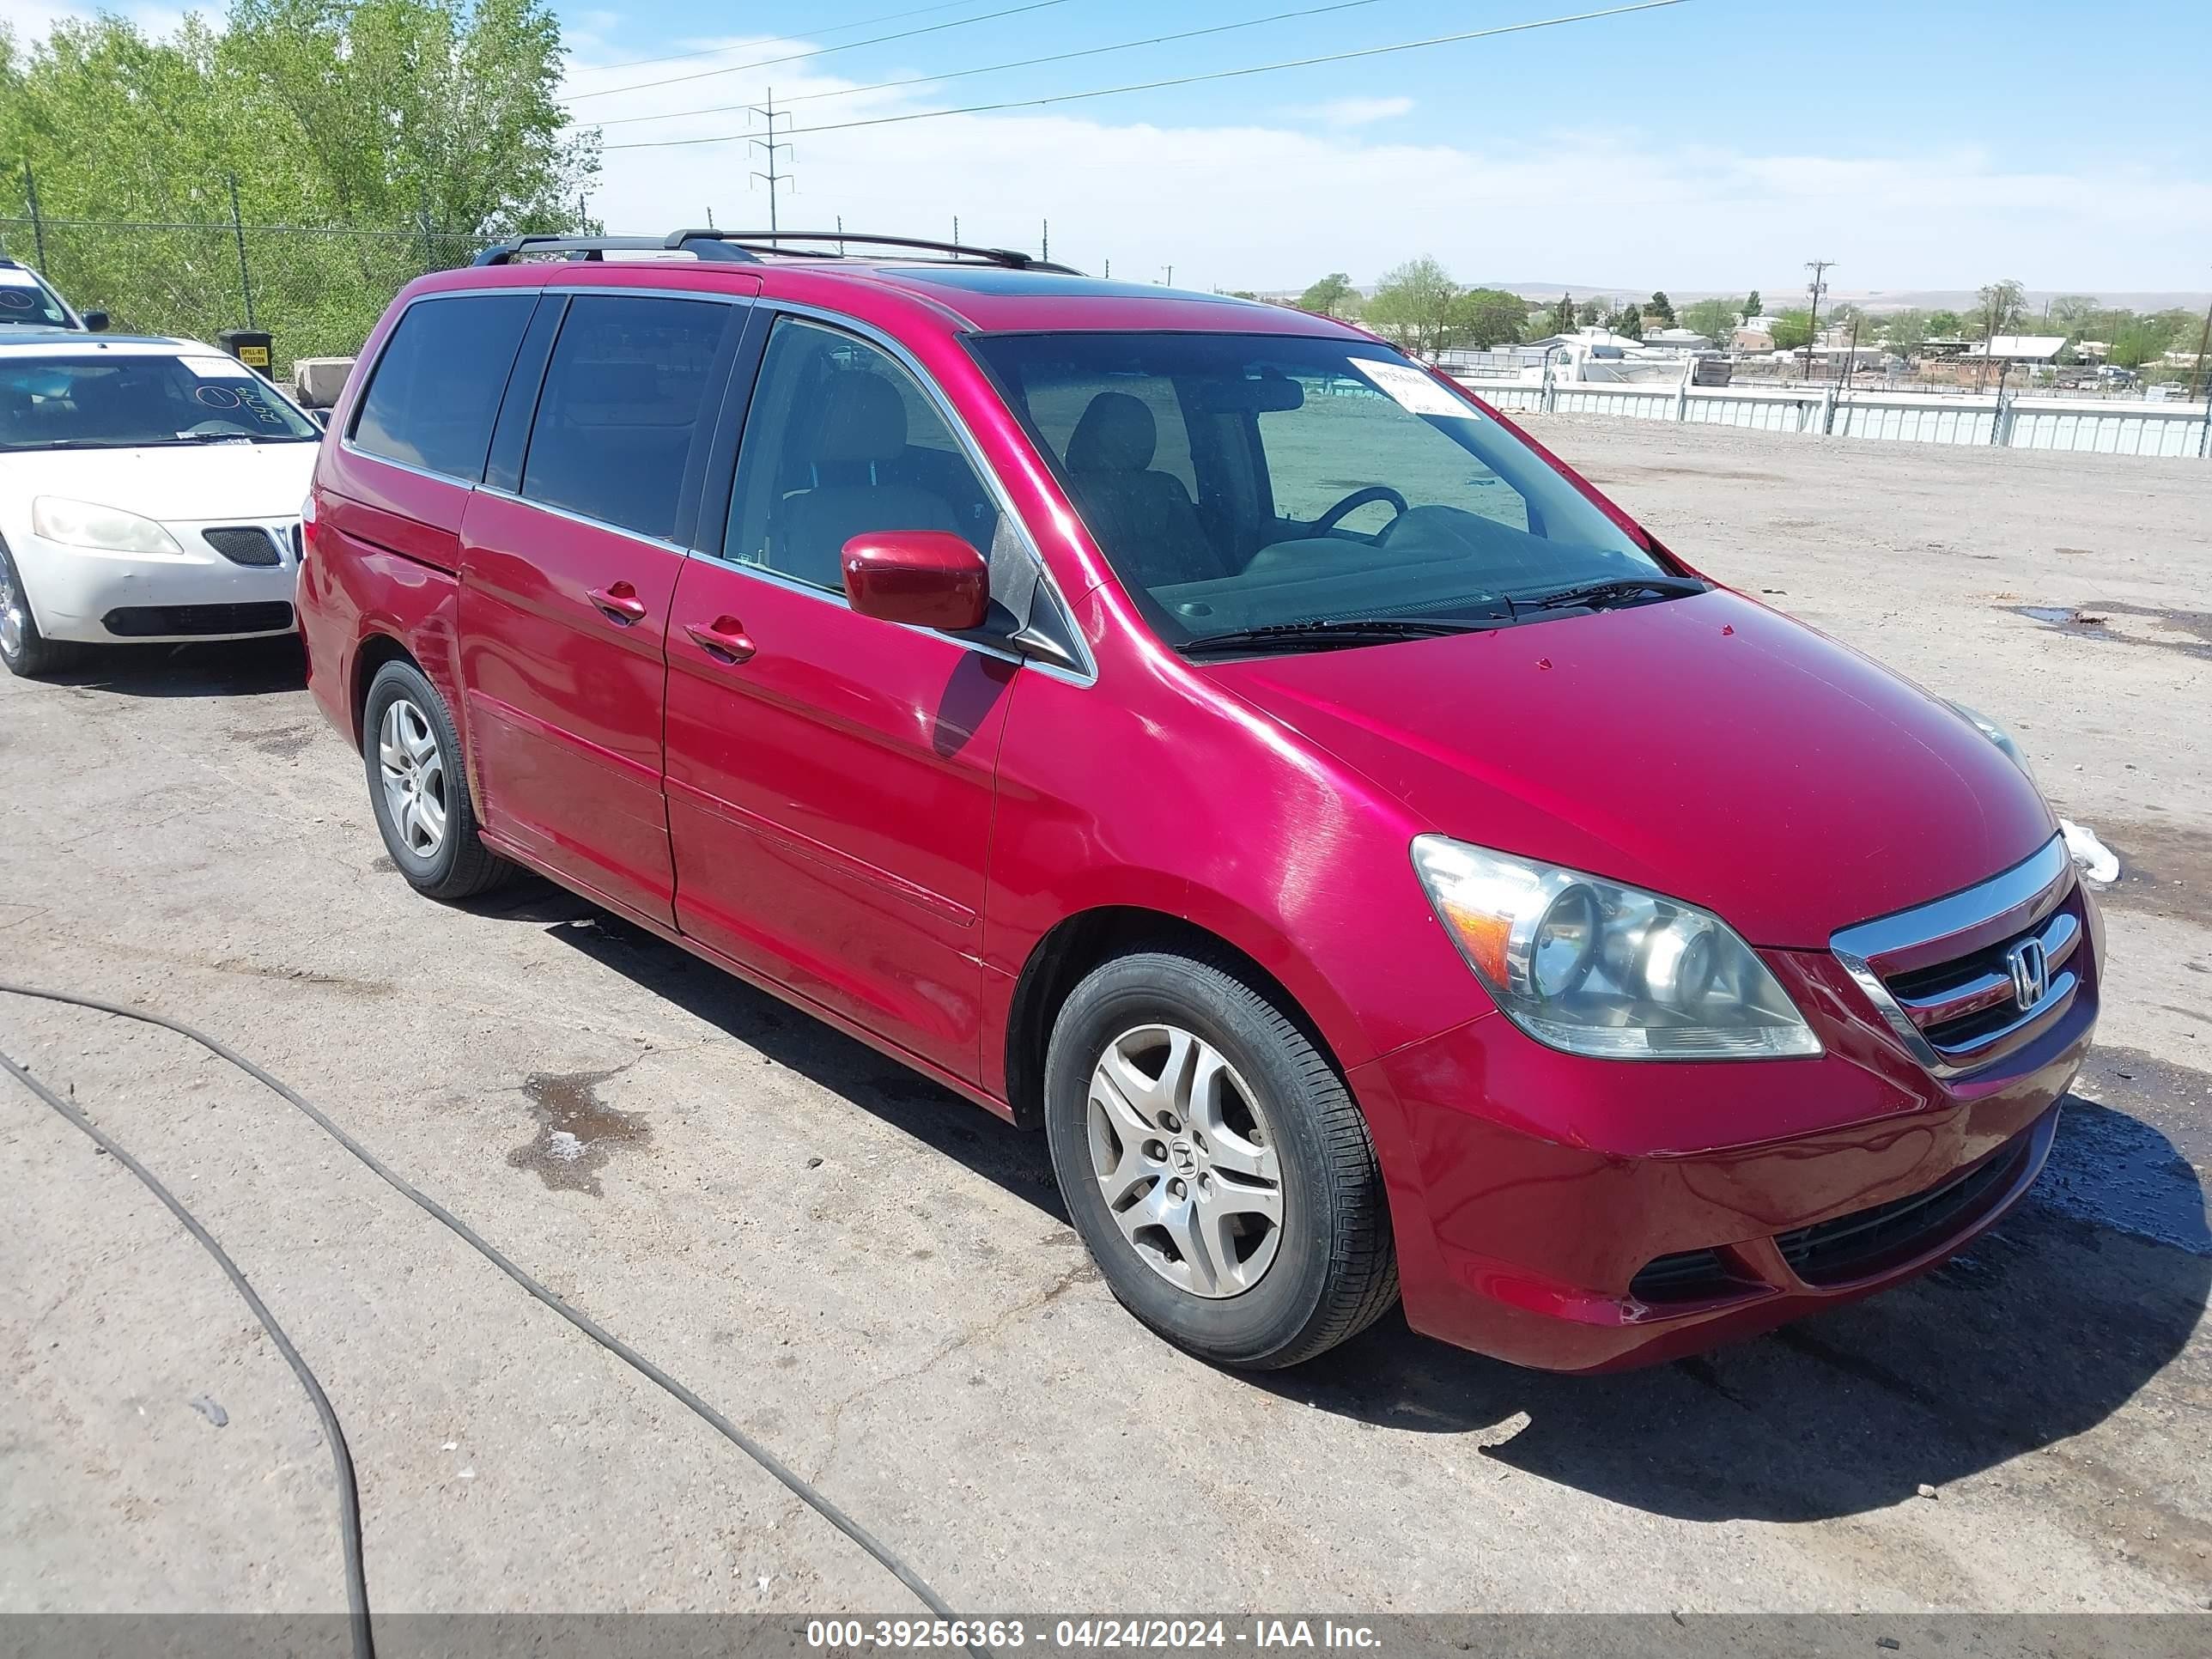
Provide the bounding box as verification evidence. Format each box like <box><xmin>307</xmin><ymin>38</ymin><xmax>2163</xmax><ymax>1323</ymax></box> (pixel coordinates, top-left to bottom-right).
<box><xmin>362</xmin><ymin>659</ymin><xmax>512</xmax><ymax>901</ymax></box>
<box><xmin>0</xmin><ymin>543</ymin><xmax>85</xmax><ymax>679</ymax></box>
<box><xmin>1044</xmin><ymin>949</ymin><xmax>1398</xmax><ymax>1369</ymax></box>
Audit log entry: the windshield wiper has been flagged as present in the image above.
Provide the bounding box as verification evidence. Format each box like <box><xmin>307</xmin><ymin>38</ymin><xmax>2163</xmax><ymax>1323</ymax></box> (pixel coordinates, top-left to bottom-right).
<box><xmin>1182</xmin><ymin>615</ymin><xmax>1508</xmax><ymax>657</ymax></box>
<box><xmin>1522</xmin><ymin>574</ymin><xmax>1708</xmax><ymax>612</ymax></box>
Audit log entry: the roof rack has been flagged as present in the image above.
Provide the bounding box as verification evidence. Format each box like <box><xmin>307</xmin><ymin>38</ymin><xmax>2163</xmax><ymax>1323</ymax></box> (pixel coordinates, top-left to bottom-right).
<box><xmin>665</xmin><ymin>229</ymin><xmax>1079</xmax><ymax>273</ymax></box>
<box><xmin>471</xmin><ymin>233</ymin><xmax>760</xmax><ymax>267</ymax></box>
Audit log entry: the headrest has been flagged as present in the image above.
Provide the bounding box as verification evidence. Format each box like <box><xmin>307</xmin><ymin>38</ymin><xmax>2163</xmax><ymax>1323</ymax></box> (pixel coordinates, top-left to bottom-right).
<box><xmin>1066</xmin><ymin>391</ymin><xmax>1157</xmax><ymax>473</ymax></box>
<box><xmin>811</xmin><ymin>371</ymin><xmax>908</xmax><ymax>465</ymax></box>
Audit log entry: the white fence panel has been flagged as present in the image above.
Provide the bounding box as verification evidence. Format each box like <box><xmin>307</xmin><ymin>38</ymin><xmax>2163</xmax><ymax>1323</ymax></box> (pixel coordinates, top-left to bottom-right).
<box><xmin>1445</xmin><ymin>371</ymin><xmax>2211</xmax><ymax>459</ymax></box>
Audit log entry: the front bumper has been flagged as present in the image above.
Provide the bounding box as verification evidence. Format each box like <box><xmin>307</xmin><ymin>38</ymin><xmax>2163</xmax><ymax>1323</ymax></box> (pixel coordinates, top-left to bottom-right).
<box><xmin>15</xmin><ymin>520</ymin><xmax>300</xmax><ymax>643</ymax></box>
<box><xmin>1352</xmin><ymin>872</ymin><xmax>2100</xmax><ymax>1373</ymax></box>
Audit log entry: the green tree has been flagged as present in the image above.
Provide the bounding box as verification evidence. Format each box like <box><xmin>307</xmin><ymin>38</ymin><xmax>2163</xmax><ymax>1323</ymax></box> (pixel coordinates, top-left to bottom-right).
<box><xmin>1680</xmin><ymin>297</ymin><xmax>1741</xmax><ymax>341</ymax></box>
<box><xmin>1365</xmin><ymin>255</ymin><xmax>1460</xmax><ymax>357</ymax></box>
<box><xmin>1605</xmin><ymin>305</ymin><xmax>1643</xmax><ymax>341</ymax></box>
<box><xmin>0</xmin><ymin>0</ymin><xmax>594</xmax><ymax>365</ymax></box>
<box><xmin>2048</xmin><ymin>294</ymin><xmax>2100</xmax><ymax>331</ymax></box>
<box><xmin>1646</xmin><ymin>289</ymin><xmax>1674</xmax><ymax>326</ymax></box>
<box><xmin>1576</xmin><ymin>297</ymin><xmax>1605</xmax><ymax>326</ymax></box>
<box><xmin>1972</xmin><ymin>279</ymin><xmax>2027</xmax><ymax>341</ymax></box>
<box><xmin>1925</xmin><ymin>309</ymin><xmax>1964</xmax><ymax>336</ymax></box>
<box><xmin>1769</xmin><ymin>308</ymin><xmax>1815</xmax><ymax>351</ymax></box>
<box><xmin>1449</xmin><ymin>287</ymin><xmax>1528</xmax><ymax>349</ymax></box>
<box><xmin>1550</xmin><ymin>291</ymin><xmax>1576</xmax><ymax>333</ymax></box>
<box><xmin>1298</xmin><ymin>271</ymin><xmax>1356</xmax><ymax>317</ymax></box>
<box><xmin>1881</xmin><ymin>308</ymin><xmax>1928</xmax><ymax>357</ymax></box>
<box><xmin>1742</xmin><ymin>289</ymin><xmax>1762</xmax><ymax>319</ymax></box>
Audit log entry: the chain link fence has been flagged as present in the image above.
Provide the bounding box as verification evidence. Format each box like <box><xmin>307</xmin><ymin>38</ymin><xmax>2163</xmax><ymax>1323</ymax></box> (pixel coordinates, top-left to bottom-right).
<box><xmin>0</xmin><ymin>211</ymin><xmax>486</xmax><ymax>376</ymax></box>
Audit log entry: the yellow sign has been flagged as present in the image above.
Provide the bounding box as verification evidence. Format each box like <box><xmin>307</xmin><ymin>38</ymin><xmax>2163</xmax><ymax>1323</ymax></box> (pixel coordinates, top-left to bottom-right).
<box><xmin>237</xmin><ymin>344</ymin><xmax>270</xmax><ymax>368</ymax></box>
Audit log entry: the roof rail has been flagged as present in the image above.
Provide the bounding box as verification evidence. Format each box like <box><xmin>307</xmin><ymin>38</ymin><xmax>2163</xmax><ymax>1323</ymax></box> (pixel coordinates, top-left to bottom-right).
<box><xmin>662</xmin><ymin>228</ymin><xmax>1078</xmax><ymax>273</ymax></box>
<box><xmin>471</xmin><ymin>233</ymin><xmax>761</xmax><ymax>267</ymax></box>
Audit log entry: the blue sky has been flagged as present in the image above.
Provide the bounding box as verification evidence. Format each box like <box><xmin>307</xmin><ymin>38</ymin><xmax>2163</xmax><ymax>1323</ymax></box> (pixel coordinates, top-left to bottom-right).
<box><xmin>10</xmin><ymin>1</ymin><xmax>2211</xmax><ymax>298</ymax></box>
<box><xmin>548</xmin><ymin>0</ymin><xmax>2212</xmax><ymax>298</ymax></box>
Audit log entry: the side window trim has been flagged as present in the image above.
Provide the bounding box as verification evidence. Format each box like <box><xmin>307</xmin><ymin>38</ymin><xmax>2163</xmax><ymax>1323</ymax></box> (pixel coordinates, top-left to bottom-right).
<box><xmin>483</xmin><ymin>295</ymin><xmax>567</xmax><ymax>495</ymax></box>
<box><xmin>342</xmin><ymin>289</ymin><xmax>536</xmax><ymax>483</ymax></box>
<box><xmin>692</xmin><ymin>299</ymin><xmax>1095</xmax><ymax>683</ymax></box>
<box><xmin>507</xmin><ymin>290</ymin><xmax>749</xmax><ymax>548</ymax></box>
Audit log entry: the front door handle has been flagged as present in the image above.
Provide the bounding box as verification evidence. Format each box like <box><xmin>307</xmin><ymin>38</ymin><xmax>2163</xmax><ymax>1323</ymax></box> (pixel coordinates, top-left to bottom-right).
<box><xmin>587</xmin><ymin>581</ymin><xmax>649</xmax><ymax>626</ymax></box>
<box><xmin>684</xmin><ymin>617</ymin><xmax>757</xmax><ymax>665</ymax></box>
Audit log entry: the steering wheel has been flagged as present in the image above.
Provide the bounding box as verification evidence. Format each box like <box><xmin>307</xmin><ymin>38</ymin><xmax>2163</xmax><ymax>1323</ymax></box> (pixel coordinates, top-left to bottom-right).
<box><xmin>1312</xmin><ymin>484</ymin><xmax>1410</xmax><ymax>537</ymax></box>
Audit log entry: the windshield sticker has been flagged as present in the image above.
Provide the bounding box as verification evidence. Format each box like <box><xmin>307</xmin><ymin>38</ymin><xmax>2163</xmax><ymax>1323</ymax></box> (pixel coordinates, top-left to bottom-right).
<box><xmin>180</xmin><ymin>356</ymin><xmax>254</xmax><ymax>380</ymax></box>
<box><xmin>1347</xmin><ymin>357</ymin><xmax>1477</xmax><ymax>420</ymax></box>
<box><xmin>192</xmin><ymin>384</ymin><xmax>245</xmax><ymax>410</ymax></box>
<box><xmin>0</xmin><ymin>290</ymin><xmax>35</xmax><ymax>311</ymax></box>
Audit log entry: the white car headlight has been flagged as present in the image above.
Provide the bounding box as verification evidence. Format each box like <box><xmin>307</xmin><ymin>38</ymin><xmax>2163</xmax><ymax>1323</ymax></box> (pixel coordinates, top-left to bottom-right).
<box><xmin>33</xmin><ymin>496</ymin><xmax>185</xmax><ymax>556</ymax></box>
<box><xmin>1411</xmin><ymin>836</ymin><xmax>1821</xmax><ymax>1060</ymax></box>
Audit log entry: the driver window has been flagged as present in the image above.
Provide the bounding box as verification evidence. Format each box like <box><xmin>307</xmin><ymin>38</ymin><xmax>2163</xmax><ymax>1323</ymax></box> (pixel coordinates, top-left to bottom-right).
<box><xmin>1259</xmin><ymin>374</ymin><xmax>1531</xmax><ymax>535</ymax></box>
<box><xmin>726</xmin><ymin>317</ymin><xmax>1000</xmax><ymax>592</ymax></box>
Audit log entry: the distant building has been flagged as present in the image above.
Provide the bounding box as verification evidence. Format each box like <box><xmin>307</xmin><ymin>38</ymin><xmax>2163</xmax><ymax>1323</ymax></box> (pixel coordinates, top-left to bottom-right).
<box><xmin>1642</xmin><ymin>328</ymin><xmax>1714</xmax><ymax>352</ymax></box>
<box><xmin>1966</xmin><ymin>335</ymin><xmax>2069</xmax><ymax>362</ymax></box>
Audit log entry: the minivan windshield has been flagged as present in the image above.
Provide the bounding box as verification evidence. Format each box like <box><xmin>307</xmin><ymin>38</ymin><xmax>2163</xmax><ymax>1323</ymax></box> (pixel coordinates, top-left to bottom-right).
<box><xmin>970</xmin><ymin>331</ymin><xmax>1674</xmax><ymax>652</ymax></box>
<box><xmin>0</xmin><ymin>267</ymin><xmax>73</xmax><ymax>329</ymax></box>
<box><xmin>0</xmin><ymin>353</ymin><xmax>318</xmax><ymax>449</ymax></box>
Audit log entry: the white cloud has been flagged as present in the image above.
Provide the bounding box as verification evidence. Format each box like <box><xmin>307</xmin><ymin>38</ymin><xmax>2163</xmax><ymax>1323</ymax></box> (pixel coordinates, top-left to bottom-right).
<box><xmin>0</xmin><ymin>1</ymin><xmax>194</xmax><ymax>43</ymax></box>
<box><xmin>1310</xmin><ymin>95</ymin><xmax>1413</xmax><ymax>127</ymax></box>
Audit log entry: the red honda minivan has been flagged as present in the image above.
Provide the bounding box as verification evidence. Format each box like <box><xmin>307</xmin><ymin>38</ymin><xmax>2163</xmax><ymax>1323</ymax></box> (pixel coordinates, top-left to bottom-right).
<box><xmin>299</xmin><ymin>231</ymin><xmax>2099</xmax><ymax>1372</ymax></box>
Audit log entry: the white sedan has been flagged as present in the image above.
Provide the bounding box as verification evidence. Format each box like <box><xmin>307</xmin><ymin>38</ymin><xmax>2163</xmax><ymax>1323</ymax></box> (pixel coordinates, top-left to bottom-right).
<box><xmin>0</xmin><ymin>333</ymin><xmax>320</xmax><ymax>678</ymax></box>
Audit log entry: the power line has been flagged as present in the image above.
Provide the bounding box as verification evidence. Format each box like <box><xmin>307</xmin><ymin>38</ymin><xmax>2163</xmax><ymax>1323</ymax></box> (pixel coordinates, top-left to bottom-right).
<box><xmin>600</xmin><ymin>1</ymin><xmax>1689</xmax><ymax>151</ymax></box>
<box><xmin>567</xmin><ymin>1</ymin><xmax>991</xmax><ymax>78</ymax></box>
<box><xmin>591</xmin><ymin>0</ymin><xmax>1396</xmax><ymax>130</ymax></box>
<box><xmin>563</xmin><ymin>0</ymin><xmax>1077</xmax><ymax>105</ymax></box>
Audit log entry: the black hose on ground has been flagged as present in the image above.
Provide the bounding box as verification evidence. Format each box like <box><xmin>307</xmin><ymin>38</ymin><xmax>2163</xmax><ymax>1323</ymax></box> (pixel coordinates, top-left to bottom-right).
<box><xmin>0</xmin><ymin>1042</ymin><xmax>378</xmax><ymax>1659</ymax></box>
<box><xmin>0</xmin><ymin>980</ymin><xmax>969</xmax><ymax>1639</ymax></box>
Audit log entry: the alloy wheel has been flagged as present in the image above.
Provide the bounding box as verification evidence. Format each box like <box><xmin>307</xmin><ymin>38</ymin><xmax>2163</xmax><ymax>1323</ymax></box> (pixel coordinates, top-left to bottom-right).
<box><xmin>0</xmin><ymin>558</ymin><xmax>22</xmax><ymax>660</ymax></box>
<box><xmin>1085</xmin><ymin>1023</ymin><xmax>1285</xmax><ymax>1298</ymax></box>
<box><xmin>377</xmin><ymin>697</ymin><xmax>448</xmax><ymax>858</ymax></box>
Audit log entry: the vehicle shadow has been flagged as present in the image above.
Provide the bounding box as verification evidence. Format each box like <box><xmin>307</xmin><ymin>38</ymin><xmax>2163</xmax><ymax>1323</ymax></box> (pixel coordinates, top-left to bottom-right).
<box><xmin>481</xmin><ymin>875</ymin><xmax>2209</xmax><ymax>1524</ymax></box>
<box><xmin>1261</xmin><ymin>1094</ymin><xmax>2210</xmax><ymax>1522</ymax></box>
<box><xmin>490</xmin><ymin>881</ymin><xmax>1070</xmax><ymax>1224</ymax></box>
<box><xmin>53</xmin><ymin>635</ymin><xmax>307</xmax><ymax>699</ymax></box>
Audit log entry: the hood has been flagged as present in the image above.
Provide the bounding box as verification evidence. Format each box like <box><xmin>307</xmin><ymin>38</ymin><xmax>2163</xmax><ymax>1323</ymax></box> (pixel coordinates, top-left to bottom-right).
<box><xmin>1200</xmin><ymin>589</ymin><xmax>2056</xmax><ymax>948</ymax></box>
<box><xmin>0</xmin><ymin>441</ymin><xmax>319</xmax><ymax>523</ymax></box>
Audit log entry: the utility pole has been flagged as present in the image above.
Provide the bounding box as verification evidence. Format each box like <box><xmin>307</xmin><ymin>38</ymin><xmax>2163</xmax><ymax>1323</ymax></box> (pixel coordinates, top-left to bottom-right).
<box><xmin>952</xmin><ymin>216</ymin><xmax>960</xmax><ymax>245</ymax></box>
<box><xmin>1041</xmin><ymin>219</ymin><xmax>1048</xmax><ymax>262</ymax></box>
<box><xmin>1802</xmin><ymin>258</ymin><xmax>1834</xmax><ymax>385</ymax></box>
<box><xmin>1162</xmin><ymin>264</ymin><xmax>1173</xmax><ymax>286</ymax></box>
<box><xmin>2190</xmin><ymin>274</ymin><xmax>2212</xmax><ymax>404</ymax></box>
<box><xmin>748</xmin><ymin>88</ymin><xmax>793</xmax><ymax>234</ymax></box>
<box><xmin>22</xmin><ymin>159</ymin><xmax>48</xmax><ymax>270</ymax></box>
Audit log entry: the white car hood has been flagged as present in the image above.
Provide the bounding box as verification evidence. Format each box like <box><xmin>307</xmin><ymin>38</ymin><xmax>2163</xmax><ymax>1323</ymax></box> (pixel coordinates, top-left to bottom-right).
<box><xmin>0</xmin><ymin>441</ymin><xmax>319</xmax><ymax>523</ymax></box>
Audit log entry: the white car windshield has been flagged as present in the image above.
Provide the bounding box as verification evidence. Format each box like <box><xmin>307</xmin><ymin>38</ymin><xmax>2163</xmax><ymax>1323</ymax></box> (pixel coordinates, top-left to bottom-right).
<box><xmin>0</xmin><ymin>355</ymin><xmax>318</xmax><ymax>450</ymax></box>
<box><xmin>0</xmin><ymin>268</ymin><xmax>73</xmax><ymax>329</ymax></box>
<box><xmin>970</xmin><ymin>331</ymin><xmax>1680</xmax><ymax>653</ymax></box>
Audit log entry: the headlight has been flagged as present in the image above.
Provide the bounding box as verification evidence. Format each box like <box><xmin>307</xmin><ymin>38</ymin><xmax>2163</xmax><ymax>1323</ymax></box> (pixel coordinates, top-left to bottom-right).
<box><xmin>1410</xmin><ymin>836</ymin><xmax>1821</xmax><ymax>1060</ymax></box>
<box><xmin>32</xmin><ymin>497</ymin><xmax>185</xmax><ymax>556</ymax></box>
<box><xmin>1948</xmin><ymin>701</ymin><xmax>2034</xmax><ymax>782</ymax></box>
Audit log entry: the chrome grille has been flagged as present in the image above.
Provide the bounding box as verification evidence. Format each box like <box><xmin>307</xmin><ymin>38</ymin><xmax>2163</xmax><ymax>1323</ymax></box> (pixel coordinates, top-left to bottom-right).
<box><xmin>1832</xmin><ymin>836</ymin><xmax>2081</xmax><ymax>1078</ymax></box>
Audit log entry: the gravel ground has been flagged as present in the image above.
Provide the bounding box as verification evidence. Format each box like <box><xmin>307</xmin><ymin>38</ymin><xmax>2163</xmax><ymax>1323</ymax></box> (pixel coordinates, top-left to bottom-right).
<box><xmin>1</xmin><ymin>418</ymin><xmax>2209</xmax><ymax>1621</ymax></box>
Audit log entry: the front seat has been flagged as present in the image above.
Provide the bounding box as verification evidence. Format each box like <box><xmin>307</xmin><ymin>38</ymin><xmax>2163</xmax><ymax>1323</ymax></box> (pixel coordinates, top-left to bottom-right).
<box><xmin>1063</xmin><ymin>392</ymin><xmax>1232</xmax><ymax>586</ymax></box>
<box><xmin>778</xmin><ymin>371</ymin><xmax>963</xmax><ymax>588</ymax></box>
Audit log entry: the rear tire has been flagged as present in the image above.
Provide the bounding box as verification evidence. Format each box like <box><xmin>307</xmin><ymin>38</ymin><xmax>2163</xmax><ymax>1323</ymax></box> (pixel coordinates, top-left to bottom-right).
<box><xmin>362</xmin><ymin>659</ymin><xmax>512</xmax><ymax>901</ymax></box>
<box><xmin>1044</xmin><ymin>948</ymin><xmax>1398</xmax><ymax>1369</ymax></box>
<box><xmin>0</xmin><ymin>543</ymin><xmax>86</xmax><ymax>679</ymax></box>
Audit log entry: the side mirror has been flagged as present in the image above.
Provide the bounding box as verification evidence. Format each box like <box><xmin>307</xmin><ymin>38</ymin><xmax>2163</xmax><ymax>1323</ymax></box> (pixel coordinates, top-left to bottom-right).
<box><xmin>842</xmin><ymin>531</ymin><xmax>989</xmax><ymax>632</ymax></box>
<box><xmin>82</xmin><ymin>310</ymin><xmax>110</xmax><ymax>332</ymax></box>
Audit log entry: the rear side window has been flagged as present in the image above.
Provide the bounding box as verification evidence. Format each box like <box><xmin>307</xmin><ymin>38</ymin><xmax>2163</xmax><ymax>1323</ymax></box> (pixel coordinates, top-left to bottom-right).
<box><xmin>350</xmin><ymin>294</ymin><xmax>533</xmax><ymax>481</ymax></box>
<box><xmin>520</xmin><ymin>295</ymin><xmax>738</xmax><ymax>542</ymax></box>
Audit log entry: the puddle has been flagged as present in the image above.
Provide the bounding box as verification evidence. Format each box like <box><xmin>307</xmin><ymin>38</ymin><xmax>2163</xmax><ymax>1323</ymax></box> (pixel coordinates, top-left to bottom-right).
<box><xmin>2004</xmin><ymin>600</ymin><xmax>2212</xmax><ymax>662</ymax></box>
<box><xmin>2042</xmin><ymin>1101</ymin><xmax>2211</xmax><ymax>1257</ymax></box>
<box><xmin>507</xmin><ymin>1067</ymin><xmax>651</xmax><ymax>1196</ymax></box>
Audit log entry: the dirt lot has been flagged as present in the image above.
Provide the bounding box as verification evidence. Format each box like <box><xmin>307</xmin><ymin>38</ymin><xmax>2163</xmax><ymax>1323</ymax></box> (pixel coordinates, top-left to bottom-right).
<box><xmin>2</xmin><ymin>420</ymin><xmax>2209</xmax><ymax>1620</ymax></box>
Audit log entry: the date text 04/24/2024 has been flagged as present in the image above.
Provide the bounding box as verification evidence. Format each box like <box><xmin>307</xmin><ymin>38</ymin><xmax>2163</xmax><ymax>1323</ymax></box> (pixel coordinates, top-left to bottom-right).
<box><xmin>805</xmin><ymin>1620</ymin><xmax>1383</xmax><ymax>1650</ymax></box>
